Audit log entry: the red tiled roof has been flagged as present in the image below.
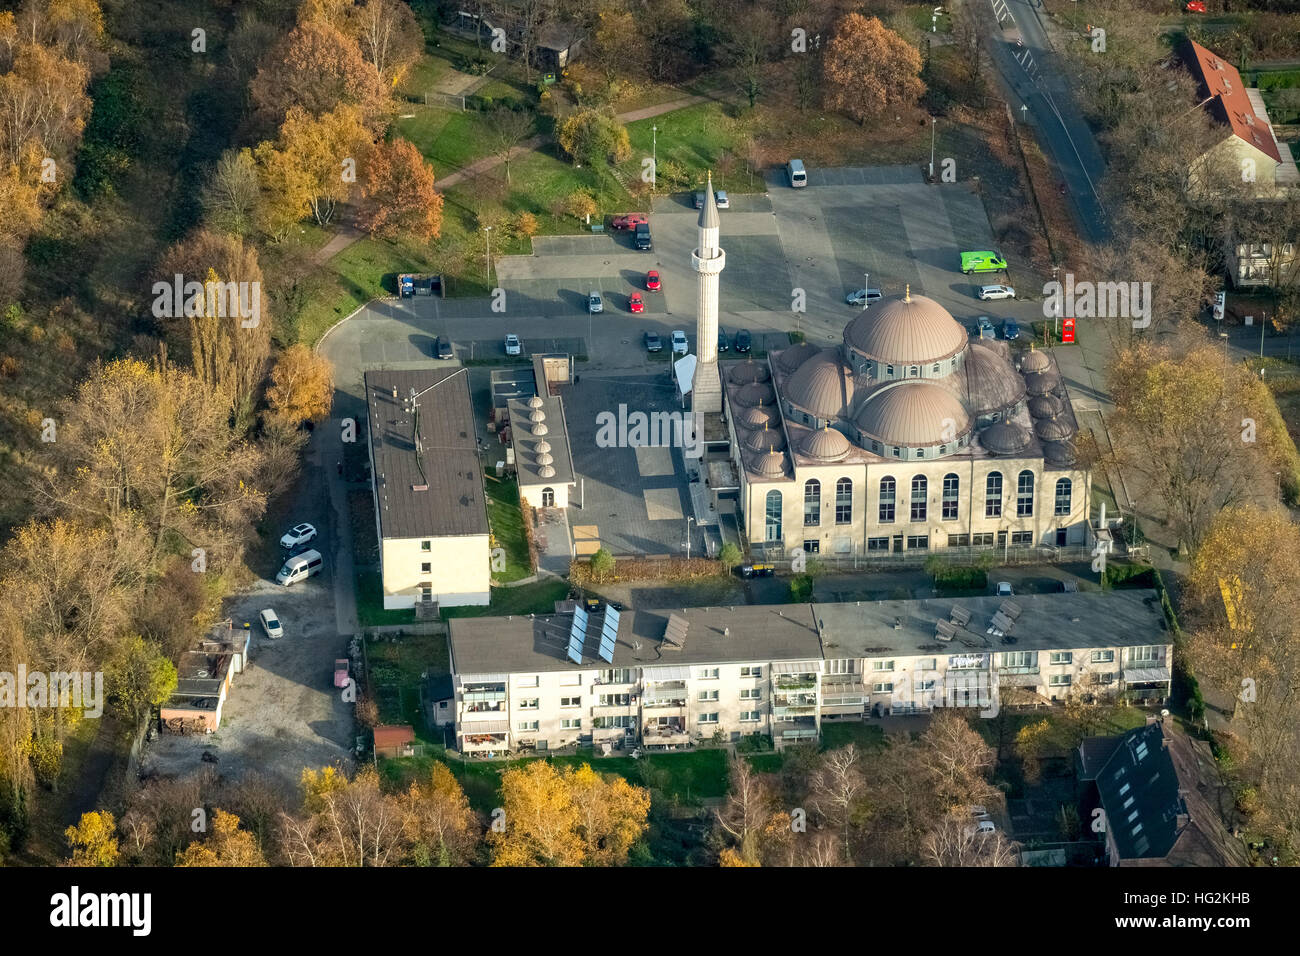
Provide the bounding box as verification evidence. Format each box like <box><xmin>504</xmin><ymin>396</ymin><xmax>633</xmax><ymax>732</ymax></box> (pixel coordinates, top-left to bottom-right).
<box><xmin>1183</xmin><ymin>39</ymin><xmax>1281</xmax><ymax>164</ymax></box>
<box><xmin>373</xmin><ymin>725</ymin><xmax>415</xmax><ymax>749</ymax></box>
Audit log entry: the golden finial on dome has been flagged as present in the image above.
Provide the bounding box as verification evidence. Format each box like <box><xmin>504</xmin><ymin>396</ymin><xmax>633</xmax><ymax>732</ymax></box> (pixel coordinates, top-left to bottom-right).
<box><xmin>904</xmin><ymin>284</ymin><xmax>911</xmax><ymax>302</ymax></box>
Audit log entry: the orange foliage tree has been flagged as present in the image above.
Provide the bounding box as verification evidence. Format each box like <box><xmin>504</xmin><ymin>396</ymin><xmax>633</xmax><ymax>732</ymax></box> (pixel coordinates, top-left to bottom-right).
<box><xmin>357</xmin><ymin>137</ymin><xmax>443</xmax><ymax>242</ymax></box>
<box><xmin>823</xmin><ymin>14</ymin><xmax>924</xmax><ymax>124</ymax></box>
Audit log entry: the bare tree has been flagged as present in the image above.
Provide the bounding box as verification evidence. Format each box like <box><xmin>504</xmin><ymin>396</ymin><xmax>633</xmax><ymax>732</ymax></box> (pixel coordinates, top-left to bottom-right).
<box><xmin>922</xmin><ymin>812</ymin><xmax>1019</xmax><ymax>867</ymax></box>
<box><xmin>809</xmin><ymin>744</ymin><xmax>866</xmax><ymax>861</ymax></box>
<box><xmin>714</xmin><ymin>756</ymin><xmax>773</xmax><ymax>864</ymax></box>
<box><xmin>488</xmin><ymin>106</ymin><xmax>535</xmax><ymax>184</ymax></box>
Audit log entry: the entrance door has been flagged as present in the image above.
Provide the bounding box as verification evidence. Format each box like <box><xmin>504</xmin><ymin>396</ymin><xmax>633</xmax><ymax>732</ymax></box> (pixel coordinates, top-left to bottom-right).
<box><xmin>996</xmin><ymin>530</ymin><xmax>1007</xmax><ymax>548</ymax></box>
<box><xmin>1056</xmin><ymin>528</ymin><xmax>1067</xmax><ymax>546</ymax></box>
<box><xmin>541</xmin><ymin>487</ymin><xmax>555</xmax><ymax>507</ymax></box>
<box><xmin>892</xmin><ymin>534</ymin><xmax>904</xmax><ymax>553</ymax></box>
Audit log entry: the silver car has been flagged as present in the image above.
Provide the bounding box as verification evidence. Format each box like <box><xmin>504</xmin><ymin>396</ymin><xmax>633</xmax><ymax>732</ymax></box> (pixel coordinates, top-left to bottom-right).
<box><xmin>588</xmin><ymin>291</ymin><xmax>603</xmax><ymax>313</ymax></box>
<box><xmin>846</xmin><ymin>288</ymin><xmax>883</xmax><ymax>306</ymax></box>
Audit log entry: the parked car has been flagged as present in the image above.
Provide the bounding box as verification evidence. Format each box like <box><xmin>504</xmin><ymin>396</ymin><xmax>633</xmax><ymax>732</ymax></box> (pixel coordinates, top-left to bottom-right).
<box><xmin>610</xmin><ymin>213</ymin><xmax>649</xmax><ymax>229</ymax></box>
<box><xmin>846</xmin><ymin>288</ymin><xmax>883</xmax><ymax>306</ymax></box>
<box><xmin>787</xmin><ymin>159</ymin><xmax>807</xmax><ymax>187</ymax></box>
<box><xmin>333</xmin><ymin>659</ymin><xmax>350</xmax><ymax>688</ymax></box>
<box><xmin>276</xmin><ymin>550</ymin><xmax>323</xmax><ymax>586</ymax></box>
<box><xmin>717</xmin><ymin>329</ymin><xmax>729</xmax><ymax>353</ymax></box>
<box><xmin>504</xmin><ymin>334</ymin><xmax>522</xmax><ymax>356</ymax></box>
<box><xmin>960</xmin><ymin>250</ymin><xmax>1008</xmax><ymax>274</ymax></box>
<box><xmin>1001</xmin><ymin>319</ymin><xmax>1021</xmax><ymax>340</ymax></box>
<box><xmin>434</xmin><ymin>336</ymin><xmax>454</xmax><ymax>360</ymax></box>
<box><xmin>588</xmin><ymin>290</ymin><xmax>603</xmax><ymax>314</ymax></box>
<box><xmin>739</xmin><ymin>562</ymin><xmax>776</xmax><ymax>578</ymax></box>
<box><xmin>628</xmin><ymin>292</ymin><xmax>644</xmax><ymax>313</ymax></box>
<box><xmin>644</xmin><ymin>330</ymin><xmax>663</xmax><ymax>352</ymax></box>
<box><xmin>645</xmin><ymin>270</ymin><xmax>661</xmax><ymax>292</ymax></box>
<box><xmin>634</xmin><ymin>222</ymin><xmax>652</xmax><ymax>250</ymax></box>
<box><xmin>671</xmin><ymin>330</ymin><xmax>689</xmax><ymax>355</ymax></box>
<box><xmin>996</xmin><ymin>581</ymin><xmax>1014</xmax><ymax>597</ymax></box>
<box><xmin>259</xmin><ymin>608</ymin><xmax>284</xmax><ymax>640</ymax></box>
<box><xmin>1186</xmin><ymin>1</ymin><xmax>1207</xmax><ymax>12</ymax></box>
<box><xmin>279</xmin><ymin>523</ymin><xmax>317</xmax><ymax>550</ymax></box>
<box><xmin>979</xmin><ymin>285</ymin><xmax>1016</xmax><ymax>301</ymax></box>
<box><xmin>967</xmin><ymin>820</ymin><xmax>997</xmax><ymax>836</ymax></box>
<box><xmin>694</xmin><ymin>189</ymin><xmax>728</xmax><ymax>209</ymax></box>
<box><xmin>734</xmin><ymin>329</ymin><xmax>752</xmax><ymax>353</ymax></box>
<box><xmin>976</xmin><ymin>316</ymin><xmax>996</xmax><ymax>339</ymax></box>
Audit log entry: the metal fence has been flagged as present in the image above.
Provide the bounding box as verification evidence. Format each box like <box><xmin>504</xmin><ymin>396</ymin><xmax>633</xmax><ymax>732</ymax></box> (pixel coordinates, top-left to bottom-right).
<box><xmin>423</xmin><ymin>91</ymin><xmax>466</xmax><ymax>111</ymax></box>
<box><xmin>748</xmin><ymin>543</ymin><xmax>1096</xmax><ymax>571</ymax></box>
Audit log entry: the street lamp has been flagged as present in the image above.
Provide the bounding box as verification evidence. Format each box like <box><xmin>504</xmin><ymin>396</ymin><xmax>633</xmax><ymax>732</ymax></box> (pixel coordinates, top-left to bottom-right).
<box><xmin>929</xmin><ymin>117</ymin><xmax>937</xmax><ymax>180</ymax></box>
<box><xmin>483</xmin><ymin>225</ymin><xmax>493</xmax><ymax>280</ymax></box>
<box><xmin>863</xmin><ymin>271</ymin><xmax>870</xmax><ymax>312</ymax></box>
<box><xmin>685</xmin><ymin>516</ymin><xmax>695</xmax><ymax>560</ymax></box>
<box><xmin>652</xmin><ymin>124</ymin><xmax>658</xmax><ymax>194</ymax></box>
<box><xmin>1052</xmin><ymin>263</ymin><xmax>1060</xmax><ymax>336</ymax></box>
<box><xmin>1219</xmin><ymin>331</ymin><xmax>1229</xmax><ymax>381</ymax></box>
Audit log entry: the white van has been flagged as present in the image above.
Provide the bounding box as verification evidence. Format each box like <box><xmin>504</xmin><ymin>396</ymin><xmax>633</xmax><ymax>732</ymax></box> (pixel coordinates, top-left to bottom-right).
<box><xmin>787</xmin><ymin>159</ymin><xmax>807</xmax><ymax>187</ymax></box>
<box><xmin>276</xmin><ymin>549</ymin><xmax>322</xmax><ymax>586</ymax></box>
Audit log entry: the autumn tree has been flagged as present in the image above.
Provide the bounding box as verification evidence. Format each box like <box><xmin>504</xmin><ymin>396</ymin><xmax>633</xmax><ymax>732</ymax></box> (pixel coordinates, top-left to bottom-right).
<box><xmin>557</xmin><ymin>108</ymin><xmax>630</xmax><ymax>168</ymax></box>
<box><xmin>249</xmin><ymin>19</ymin><xmax>386</xmax><ymax>130</ymax></box>
<box><xmin>587</xmin><ymin>8</ymin><xmax>644</xmax><ymax>92</ymax></box>
<box><xmin>105</xmin><ymin>634</ymin><xmax>178</xmax><ymax>729</ymax></box>
<box><xmin>487</xmin><ymin>106</ymin><xmax>534</xmax><ymax>185</ymax></box>
<box><xmin>201</xmin><ymin>148</ymin><xmax>263</xmax><ymax>238</ymax></box>
<box><xmin>714</xmin><ymin>756</ymin><xmax>774</xmax><ymax>865</ymax></box>
<box><xmin>265</xmin><ymin>343</ymin><xmax>334</xmax><ymax>428</ymax></box>
<box><xmin>281</xmin><ymin>766</ymin><xmax>408</xmax><ymax>867</ymax></box>
<box><xmin>352</xmin><ymin>0</ymin><xmax>423</xmax><ymax>90</ymax></box>
<box><xmin>823</xmin><ymin>14</ymin><xmax>924</xmax><ymax>124</ymax></box>
<box><xmin>402</xmin><ymin>762</ymin><xmax>479</xmax><ymax>866</ymax></box>
<box><xmin>808</xmin><ymin>744</ymin><xmax>868</xmax><ymax>861</ymax></box>
<box><xmin>566</xmin><ymin>763</ymin><xmax>651</xmax><ymax>865</ymax></box>
<box><xmin>921</xmin><ymin>811</ymin><xmax>1019</xmax><ymax>867</ymax></box>
<box><xmin>255</xmin><ymin>104</ymin><xmax>370</xmax><ymax>229</ymax></box>
<box><xmin>357</xmin><ymin>137</ymin><xmax>443</xmax><ymax>241</ymax></box>
<box><xmin>119</xmin><ymin>771</ymin><xmax>213</xmax><ymax>866</ymax></box>
<box><xmin>175</xmin><ymin>810</ymin><xmax>267</xmax><ymax>867</ymax></box>
<box><xmin>65</xmin><ymin>810</ymin><xmax>119</xmax><ymax>866</ymax></box>
<box><xmin>489</xmin><ymin>760</ymin><xmax>584</xmax><ymax>866</ymax></box>
<box><xmin>564</xmin><ymin>189</ymin><xmax>596</xmax><ymax>221</ymax></box>
<box><xmin>1107</xmin><ymin>339</ymin><xmax>1281</xmax><ymax>553</ymax></box>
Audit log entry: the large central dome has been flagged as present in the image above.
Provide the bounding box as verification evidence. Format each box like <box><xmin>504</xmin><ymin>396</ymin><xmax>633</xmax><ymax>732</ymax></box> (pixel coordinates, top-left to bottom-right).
<box><xmin>854</xmin><ymin>382</ymin><xmax>970</xmax><ymax>447</ymax></box>
<box><xmin>844</xmin><ymin>291</ymin><xmax>967</xmax><ymax>366</ymax></box>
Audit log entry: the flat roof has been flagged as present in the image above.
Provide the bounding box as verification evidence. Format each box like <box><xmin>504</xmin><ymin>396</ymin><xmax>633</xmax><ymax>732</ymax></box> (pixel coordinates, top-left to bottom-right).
<box><xmin>365</xmin><ymin>368</ymin><xmax>490</xmax><ymax>540</ymax></box>
<box><xmin>450</xmin><ymin>604</ymin><xmax>825</xmax><ymax>676</ymax></box>
<box><xmin>509</xmin><ymin>393</ymin><xmax>576</xmax><ymax>489</ymax></box>
<box><xmin>448</xmin><ymin>591</ymin><xmax>1169</xmax><ymax>677</ymax></box>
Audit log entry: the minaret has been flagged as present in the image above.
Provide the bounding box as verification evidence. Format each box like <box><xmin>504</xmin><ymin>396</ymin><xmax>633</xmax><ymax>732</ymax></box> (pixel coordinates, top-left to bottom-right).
<box><xmin>691</xmin><ymin>172</ymin><xmax>725</xmax><ymax>414</ymax></box>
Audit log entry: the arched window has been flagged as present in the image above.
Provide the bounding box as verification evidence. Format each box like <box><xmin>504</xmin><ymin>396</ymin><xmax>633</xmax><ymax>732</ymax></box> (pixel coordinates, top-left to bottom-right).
<box><xmin>910</xmin><ymin>366</ymin><xmax>919</xmax><ymax>377</ymax></box>
<box><xmin>942</xmin><ymin>473</ymin><xmax>959</xmax><ymax>521</ymax></box>
<box><xmin>985</xmin><ymin>472</ymin><xmax>1003</xmax><ymax>518</ymax></box>
<box><xmin>1017</xmin><ymin>470</ymin><xmax>1035</xmax><ymax>517</ymax></box>
<box><xmin>765</xmin><ymin>490</ymin><xmax>783</xmax><ymax>542</ymax></box>
<box><xmin>541</xmin><ymin>487</ymin><xmax>555</xmax><ymax>507</ymax></box>
<box><xmin>933</xmin><ymin>363</ymin><xmax>941</xmax><ymax>374</ymax></box>
<box><xmin>835</xmin><ymin>478</ymin><xmax>852</xmax><ymax>525</ymax></box>
<box><xmin>1054</xmin><ymin>478</ymin><xmax>1072</xmax><ymax>516</ymax></box>
<box><xmin>886</xmin><ymin>364</ymin><xmax>894</xmax><ymax>377</ymax></box>
<box><xmin>803</xmin><ymin>479</ymin><xmax>821</xmax><ymax>527</ymax></box>
<box><xmin>910</xmin><ymin>475</ymin><xmax>927</xmax><ymax>522</ymax></box>
<box><xmin>879</xmin><ymin>477</ymin><xmax>896</xmax><ymax>523</ymax></box>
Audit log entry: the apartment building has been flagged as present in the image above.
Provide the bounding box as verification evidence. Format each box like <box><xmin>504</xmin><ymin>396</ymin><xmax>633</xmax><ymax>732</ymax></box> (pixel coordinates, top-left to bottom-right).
<box><xmin>446</xmin><ymin>591</ymin><xmax>1173</xmax><ymax>755</ymax></box>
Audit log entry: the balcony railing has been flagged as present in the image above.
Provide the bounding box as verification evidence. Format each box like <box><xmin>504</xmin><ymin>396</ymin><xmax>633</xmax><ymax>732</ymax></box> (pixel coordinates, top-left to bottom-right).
<box><xmin>997</xmin><ymin>665</ymin><xmax>1040</xmax><ymax>676</ymax></box>
<box><xmin>774</xmin><ymin>704</ymin><xmax>818</xmax><ymax>717</ymax></box>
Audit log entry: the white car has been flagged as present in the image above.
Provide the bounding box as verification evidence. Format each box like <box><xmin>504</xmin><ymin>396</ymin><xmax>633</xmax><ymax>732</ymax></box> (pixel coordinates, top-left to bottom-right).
<box><xmin>976</xmin><ymin>315</ymin><xmax>995</xmax><ymax>338</ymax></box>
<box><xmin>996</xmin><ymin>581</ymin><xmax>1014</xmax><ymax>597</ymax></box>
<box><xmin>967</xmin><ymin>820</ymin><xmax>997</xmax><ymax>836</ymax></box>
<box><xmin>671</xmin><ymin>330</ymin><xmax>689</xmax><ymax>354</ymax></box>
<box><xmin>588</xmin><ymin>291</ymin><xmax>603</xmax><ymax>314</ymax></box>
<box><xmin>279</xmin><ymin>523</ymin><xmax>317</xmax><ymax>550</ymax></box>
<box><xmin>978</xmin><ymin>284</ymin><xmax>1016</xmax><ymax>301</ymax></box>
<box><xmin>504</xmin><ymin>334</ymin><xmax>522</xmax><ymax>356</ymax></box>
<box><xmin>845</xmin><ymin>288</ymin><xmax>883</xmax><ymax>306</ymax></box>
<box><xmin>259</xmin><ymin>608</ymin><xmax>284</xmax><ymax>640</ymax></box>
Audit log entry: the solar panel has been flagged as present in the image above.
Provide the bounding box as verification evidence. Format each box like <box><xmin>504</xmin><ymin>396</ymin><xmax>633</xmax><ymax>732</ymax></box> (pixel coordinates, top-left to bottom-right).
<box><xmin>597</xmin><ymin>607</ymin><xmax>620</xmax><ymax>663</ymax></box>
<box><xmin>567</xmin><ymin>608</ymin><xmax>588</xmax><ymax>665</ymax></box>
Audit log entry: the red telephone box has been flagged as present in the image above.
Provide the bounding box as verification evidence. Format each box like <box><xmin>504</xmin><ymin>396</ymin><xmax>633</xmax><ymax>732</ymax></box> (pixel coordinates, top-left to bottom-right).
<box><xmin>1062</xmin><ymin>317</ymin><xmax>1075</xmax><ymax>344</ymax></box>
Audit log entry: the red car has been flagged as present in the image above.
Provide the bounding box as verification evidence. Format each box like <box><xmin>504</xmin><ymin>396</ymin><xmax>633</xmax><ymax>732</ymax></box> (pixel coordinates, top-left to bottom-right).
<box><xmin>611</xmin><ymin>213</ymin><xmax>649</xmax><ymax>230</ymax></box>
<box><xmin>1185</xmin><ymin>1</ymin><xmax>1206</xmax><ymax>12</ymax></box>
<box><xmin>645</xmin><ymin>270</ymin><xmax>661</xmax><ymax>291</ymax></box>
<box><xmin>629</xmin><ymin>292</ymin><xmax>644</xmax><ymax>313</ymax></box>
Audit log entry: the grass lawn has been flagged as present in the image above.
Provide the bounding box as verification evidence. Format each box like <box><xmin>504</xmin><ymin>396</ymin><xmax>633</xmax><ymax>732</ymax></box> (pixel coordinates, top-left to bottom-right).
<box><xmin>366</xmin><ymin>631</ymin><xmax>450</xmax><ymax>733</ymax></box>
<box><xmin>819</xmin><ymin>722</ymin><xmax>888</xmax><ymax>752</ymax></box>
<box><xmin>484</xmin><ymin>474</ymin><xmax>532</xmax><ymax>582</ymax></box>
<box><xmin>382</xmin><ymin>747</ymin><xmax>730</xmax><ymax>816</ymax></box>
<box><xmin>397</xmin><ymin>106</ymin><xmax>504</xmax><ymax>176</ymax></box>
<box><xmin>441</xmin><ymin>578</ymin><xmax>570</xmax><ymax>620</ymax></box>
<box><xmin>356</xmin><ymin>568</ymin><xmax>415</xmax><ymax>628</ymax></box>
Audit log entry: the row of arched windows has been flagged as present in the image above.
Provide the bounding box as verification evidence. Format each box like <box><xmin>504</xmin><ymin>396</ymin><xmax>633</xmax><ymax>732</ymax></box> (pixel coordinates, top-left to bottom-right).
<box><xmin>766</xmin><ymin>475</ymin><xmax>1072</xmax><ymax>539</ymax></box>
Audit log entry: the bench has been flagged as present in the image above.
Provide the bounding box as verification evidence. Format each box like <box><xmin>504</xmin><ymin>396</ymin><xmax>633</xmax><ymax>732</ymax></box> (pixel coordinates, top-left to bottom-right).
<box><xmin>590</xmin><ymin>223</ymin><xmax>605</xmax><ymax>233</ymax></box>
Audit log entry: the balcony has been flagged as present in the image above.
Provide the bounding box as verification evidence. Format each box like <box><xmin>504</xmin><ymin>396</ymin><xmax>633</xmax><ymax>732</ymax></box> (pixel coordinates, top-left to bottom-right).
<box><xmin>774</xmin><ymin>717</ymin><xmax>819</xmax><ymax>748</ymax></box>
<box><xmin>643</xmin><ymin>725</ymin><xmax>692</xmax><ymax>748</ymax></box>
<box><xmin>774</xmin><ymin>677</ymin><xmax>818</xmax><ymax>691</ymax></box>
<box><xmin>642</xmin><ymin>686</ymin><xmax>687</xmax><ymax>707</ymax></box>
<box><xmin>773</xmin><ymin>704</ymin><xmax>818</xmax><ymax>718</ymax></box>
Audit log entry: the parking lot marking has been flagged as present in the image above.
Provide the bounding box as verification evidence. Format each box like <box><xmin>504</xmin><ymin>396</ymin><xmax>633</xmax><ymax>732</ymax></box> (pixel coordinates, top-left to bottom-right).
<box><xmin>643</xmin><ymin>487</ymin><xmax>685</xmax><ymax>521</ymax></box>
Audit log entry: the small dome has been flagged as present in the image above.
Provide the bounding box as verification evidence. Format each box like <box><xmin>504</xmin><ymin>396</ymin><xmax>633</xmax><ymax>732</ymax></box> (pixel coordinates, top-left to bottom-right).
<box><xmin>1043</xmin><ymin>440</ymin><xmax>1077</xmax><ymax>466</ymax></box>
<box><xmin>736</xmin><ymin>382</ymin><xmax>776</xmax><ymax>407</ymax></box>
<box><xmin>756</xmin><ymin>449</ymin><xmax>788</xmax><ymax>478</ymax></box>
<box><xmin>783</xmin><ymin>348</ymin><xmax>855</xmax><ymax>420</ymax></box>
<box><xmin>737</xmin><ymin>403</ymin><xmax>776</xmax><ymax>429</ymax></box>
<box><xmin>531</xmin><ymin>423</ymin><xmax>549</xmax><ymax>436</ymax></box>
<box><xmin>526</xmin><ymin>395</ymin><xmax>545</xmax><ymax>409</ymax></box>
<box><xmin>528</xmin><ymin>408</ymin><xmax>546</xmax><ymax>423</ymax></box>
<box><xmin>800</xmin><ymin>426</ymin><xmax>852</xmax><ymax>462</ymax></box>
<box><xmin>855</xmin><ymin>382</ymin><xmax>970</xmax><ymax>447</ymax></box>
<box><xmin>1020</xmin><ymin>348</ymin><xmax>1051</xmax><ymax>373</ymax></box>
<box><xmin>535</xmin><ymin>452</ymin><xmax>554</xmax><ymax>466</ymax></box>
<box><xmin>844</xmin><ymin>290</ymin><xmax>967</xmax><ymax>365</ymax></box>
<box><xmin>961</xmin><ymin>343</ymin><xmax>1026</xmax><ymax>416</ymax></box>
<box><xmin>534</xmin><ymin>439</ymin><xmax>552</xmax><ymax>454</ymax></box>
<box><xmin>744</xmin><ymin>424</ymin><xmax>787</xmax><ymax>453</ymax></box>
<box><xmin>537</xmin><ymin>464</ymin><xmax>556</xmax><ymax>479</ymax></box>
<box><xmin>1028</xmin><ymin>394</ymin><xmax>1062</xmax><ymax>419</ymax></box>
<box><xmin>729</xmin><ymin>361</ymin><xmax>770</xmax><ymax>386</ymax></box>
<box><xmin>979</xmin><ymin>421</ymin><xmax>1032</xmax><ymax>455</ymax></box>
<box><xmin>1034</xmin><ymin>417</ymin><xmax>1075</xmax><ymax>441</ymax></box>
<box><xmin>1023</xmin><ymin>370</ymin><xmax>1059</xmax><ymax>397</ymax></box>
<box><xmin>776</xmin><ymin>342</ymin><xmax>819</xmax><ymax>374</ymax></box>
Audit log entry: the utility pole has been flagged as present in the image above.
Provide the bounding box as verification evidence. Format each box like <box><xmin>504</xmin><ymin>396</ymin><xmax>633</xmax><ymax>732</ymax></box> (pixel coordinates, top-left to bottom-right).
<box><xmin>863</xmin><ymin>272</ymin><xmax>870</xmax><ymax>311</ymax></box>
<box><xmin>484</xmin><ymin>225</ymin><xmax>493</xmax><ymax>280</ymax></box>
<box><xmin>652</xmin><ymin>124</ymin><xmax>658</xmax><ymax>195</ymax></box>
<box><xmin>929</xmin><ymin>117</ymin><xmax>936</xmax><ymax>180</ymax></box>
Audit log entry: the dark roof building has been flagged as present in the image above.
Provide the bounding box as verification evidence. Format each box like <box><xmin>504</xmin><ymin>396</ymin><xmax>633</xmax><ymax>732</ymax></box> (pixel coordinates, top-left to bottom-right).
<box><xmin>364</xmin><ymin>368</ymin><xmax>489</xmax><ymax>541</ymax></box>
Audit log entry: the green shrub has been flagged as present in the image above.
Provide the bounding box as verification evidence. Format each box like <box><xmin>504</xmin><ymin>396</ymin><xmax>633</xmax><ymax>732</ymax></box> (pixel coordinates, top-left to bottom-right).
<box><xmin>788</xmin><ymin>574</ymin><xmax>814</xmax><ymax>603</ymax></box>
<box><xmin>1102</xmin><ymin>562</ymin><xmax>1153</xmax><ymax>589</ymax></box>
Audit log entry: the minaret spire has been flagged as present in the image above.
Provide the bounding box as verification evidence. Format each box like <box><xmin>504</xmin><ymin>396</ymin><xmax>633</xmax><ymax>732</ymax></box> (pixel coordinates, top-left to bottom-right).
<box><xmin>691</xmin><ymin>170</ymin><xmax>725</xmax><ymax>415</ymax></box>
